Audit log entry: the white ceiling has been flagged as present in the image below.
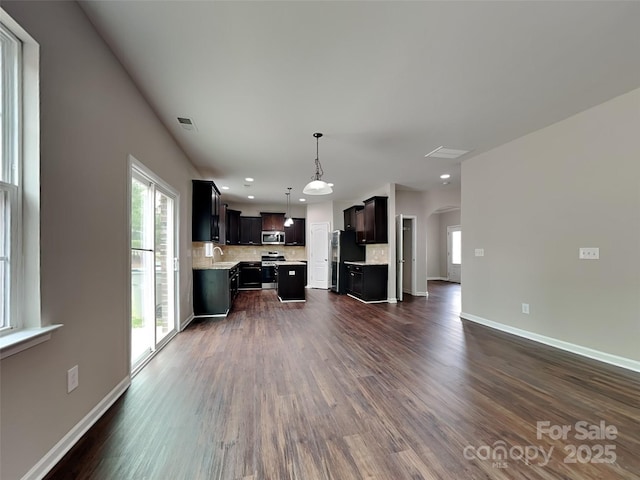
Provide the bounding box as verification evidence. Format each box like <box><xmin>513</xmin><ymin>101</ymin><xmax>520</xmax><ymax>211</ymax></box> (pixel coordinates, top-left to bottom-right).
<box><xmin>79</xmin><ymin>1</ymin><xmax>640</xmax><ymax>206</ymax></box>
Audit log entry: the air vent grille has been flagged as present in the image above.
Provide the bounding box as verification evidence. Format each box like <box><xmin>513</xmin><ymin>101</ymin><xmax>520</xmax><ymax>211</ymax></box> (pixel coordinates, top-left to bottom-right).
<box><xmin>177</xmin><ymin>117</ymin><xmax>197</xmax><ymax>132</ymax></box>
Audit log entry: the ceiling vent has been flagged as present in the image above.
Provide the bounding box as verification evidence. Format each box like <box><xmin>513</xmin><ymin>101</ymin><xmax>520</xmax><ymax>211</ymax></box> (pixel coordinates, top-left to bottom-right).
<box><xmin>425</xmin><ymin>146</ymin><xmax>469</xmax><ymax>159</ymax></box>
<box><xmin>177</xmin><ymin>117</ymin><xmax>197</xmax><ymax>132</ymax></box>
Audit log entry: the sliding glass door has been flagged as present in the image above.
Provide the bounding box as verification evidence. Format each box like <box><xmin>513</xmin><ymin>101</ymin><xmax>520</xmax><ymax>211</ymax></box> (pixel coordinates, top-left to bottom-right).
<box><xmin>130</xmin><ymin>163</ymin><xmax>178</xmax><ymax>372</ymax></box>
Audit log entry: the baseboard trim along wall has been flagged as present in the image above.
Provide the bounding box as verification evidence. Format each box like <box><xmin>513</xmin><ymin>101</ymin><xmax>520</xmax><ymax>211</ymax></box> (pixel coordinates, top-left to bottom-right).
<box><xmin>427</xmin><ymin>277</ymin><xmax>448</xmax><ymax>281</ymax></box>
<box><xmin>22</xmin><ymin>376</ymin><xmax>131</xmax><ymax>480</ymax></box>
<box><xmin>460</xmin><ymin>312</ymin><xmax>640</xmax><ymax>373</ymax></box>
<box><xmin>181</xmin><ymin>313</ymin><xmax>195</xmax><ymax>331</ymax></box>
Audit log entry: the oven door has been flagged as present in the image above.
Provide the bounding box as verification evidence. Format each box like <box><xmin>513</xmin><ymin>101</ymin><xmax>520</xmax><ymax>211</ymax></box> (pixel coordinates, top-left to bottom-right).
<box><xmin>261</xmin><ymin>264</ymin><xmax>277</xmax><ymax>288</ymax></box>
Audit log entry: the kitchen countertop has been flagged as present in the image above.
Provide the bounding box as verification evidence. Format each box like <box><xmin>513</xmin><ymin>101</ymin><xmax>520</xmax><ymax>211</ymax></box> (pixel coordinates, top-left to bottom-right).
<box><xmin>343</xmin><ymin>261</ymin><xmax>388</xmax><ymax>266</ymax></box>
<box><xmin>274</xmin><ymin>261</ymin><xmax>307</xmax><ymax>266</ymax></box>
<box><xmin>193</xmin><ymin>261</ymin><xmax>240</xmax><ymax>270</ymax></box>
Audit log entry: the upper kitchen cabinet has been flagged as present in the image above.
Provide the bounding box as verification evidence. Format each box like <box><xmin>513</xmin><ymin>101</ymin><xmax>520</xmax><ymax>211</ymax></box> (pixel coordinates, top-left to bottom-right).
<box><xmin>261</xmin><ymin>212</ymin><xmax>285</xmax><ymax>231</ymax></box>
<box><xmin>285</xmin><ymin>218</ymin><xmax>305</xmax><ymax>246</ymax></box>
<box><xmin>343</xmin><ymin>205</ymin><xmax>363</xmax><ymax>232</ymax></box>
<box><xmin>360</xmin><ymin>196</ymin><xmax>388</xmax><ymax>244</ymax></box>
<box><xmin>225</xmin><ymin>208</ymin><xmax>241</xmax><ymax>245</ymax></box>
<box><xmin>355</xmin><ymin>208</ymin><xmax>365</xmax><ymax>244</ymax></box>
<box><xmin>239</xmin><ymin>216</ymin><xmax>262</xmax><ymax>245</ymax></box>
<box><xmin>192</xmin><ymin>179</ymin><xmax>224</xmax><ymax>243</ymax></box>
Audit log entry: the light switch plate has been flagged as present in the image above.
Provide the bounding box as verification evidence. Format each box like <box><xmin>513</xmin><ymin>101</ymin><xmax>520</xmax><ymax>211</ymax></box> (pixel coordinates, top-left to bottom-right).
<box><xmin>475</xmin><ymin>249</ymin><xmax>485</xmax><ymax>257</ymax></box>
<box><xmin>579</xmin><ymin>247</ymin><xmax>599</xmax><ymax>260</ymax></box>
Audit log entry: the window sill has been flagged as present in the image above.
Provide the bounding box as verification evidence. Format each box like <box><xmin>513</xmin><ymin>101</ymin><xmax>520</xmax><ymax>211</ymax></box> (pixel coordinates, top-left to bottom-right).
<box><xmin>0</xmin><ymin>325</ymin><xmax>63</xmax><ymax>359</ymax></box>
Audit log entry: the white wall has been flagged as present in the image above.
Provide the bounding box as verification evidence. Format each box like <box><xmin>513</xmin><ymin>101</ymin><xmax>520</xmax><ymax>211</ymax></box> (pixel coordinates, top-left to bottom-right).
<box><xmin>225</xmin><ymin>201</ymin><xmax>306</xmax><ymax>218</ymax></box>
<box><xmin>426</xmin><ymin>213</ymin><xmax>441</xmax><ymax>278</ymax></box>
<box><xmin>0</xmin><ymin>2</ymin><xmax>200</xmax><ymax>479</ymax></box>
<box><xmin>396</xmin><ymin>190</ymin><xmax>429</xmax><ymax>294</ymax></box>
<box><xmin>461</xmin><ymin>87</ymin><xmax>640</xmax><ymax>364</ymax></box>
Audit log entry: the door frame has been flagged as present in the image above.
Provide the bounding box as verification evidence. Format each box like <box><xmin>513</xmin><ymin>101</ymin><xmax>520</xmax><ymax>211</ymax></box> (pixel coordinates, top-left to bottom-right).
<box><xmin>127</xmin><ymin>155</ymin><xmax>180</xmax><ymax>376</ymax></box>
<box><xmin>447</xmin><ymin>224</ymin><xmax>461</xmax><ymax>283</ymax></box>
<box><xmin>396</xmin><ymin>215</ymin><xmax>418</xmax><ymax>300</ymax></box>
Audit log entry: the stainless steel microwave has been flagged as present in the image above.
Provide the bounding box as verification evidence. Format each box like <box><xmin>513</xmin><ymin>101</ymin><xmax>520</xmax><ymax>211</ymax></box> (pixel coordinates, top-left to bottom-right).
<box><xmin>261</xmin><ymin>231</ymin><xmax>285</xmax><ymax>245</ymax></box>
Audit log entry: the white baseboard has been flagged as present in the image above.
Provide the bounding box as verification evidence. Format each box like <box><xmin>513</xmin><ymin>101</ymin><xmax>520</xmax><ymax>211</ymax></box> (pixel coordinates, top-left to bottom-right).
<box><xmin>347</xmin><ymin>294</ymin><xmax>387</xmax><ymax>304</ymax></box>
<box><xmin>22</xmin><ymin>376</ymin><xmax>131</xmax><ymax>480</ymax></box>
<box><xmin>387</xmin><ymin>297</ymin><xmax>397</xmax><ymax>304</ymax></box>
<box><xmin>412</xmin><ymin>291</ymin><xmax>428</xmax><ymax>297</ymax></box>
<box><xmin>180</xmin><ymin>313</ymin><xmax>195</xmax><ymax>331</ymax></box>
<box><xmin>427</xmin><ymin>276</ymin><xmax>447</xmax><ymax>281</ymax></box>
<box><xmin>460</xmin><ymin>312</ymin><xmax>640</xmax><ymax>373</ymax></box>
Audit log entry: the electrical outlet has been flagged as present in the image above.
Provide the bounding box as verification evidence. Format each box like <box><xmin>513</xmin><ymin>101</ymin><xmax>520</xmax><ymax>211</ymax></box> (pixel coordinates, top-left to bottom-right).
<box><xmin>579</xmin><ymin>247</ymin><xmax>599</xmax><ymax>260</ymax></box>
<box><xmin>522</xmin><ymin>303</ymin><xmax>530</xmax><ymax>314</ymax></box>
<box><xmin>67</xmin><ymin>365</ymin><xmax>79</xmax><ymax>393</ymax></box>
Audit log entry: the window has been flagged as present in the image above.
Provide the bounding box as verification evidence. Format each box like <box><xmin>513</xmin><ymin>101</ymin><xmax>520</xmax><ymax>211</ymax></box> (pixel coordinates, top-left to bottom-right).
<box><xmin>0</xmin><ymin>20</ymin><xmax>21</xmax><ymax>332</ymax></box>
<box><xmin>0</xmin><ymin>10</ymin><xmax>54</xmax><ymax>358</ymax></box>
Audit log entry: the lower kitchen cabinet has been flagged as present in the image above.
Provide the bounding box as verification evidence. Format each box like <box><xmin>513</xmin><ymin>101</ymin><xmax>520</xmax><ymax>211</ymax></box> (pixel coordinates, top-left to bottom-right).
<box><xmin>276</xmin><ymin>263</ymin><xmax>306</xmax><ymax>302</ymax></box>
<box><xmin>193</xmin><ymin>265</ymin><xmax>239</xmax><ymax>316</ymax></box>
<box><xmin>239</xmin><ymin>262</ymin><xmax>262</xmax><ymax>289</ymax></box>
<box><xmin>345</xmin><ymin>263</ymin><xmax>388</xmax><ymax>303</ymax></box>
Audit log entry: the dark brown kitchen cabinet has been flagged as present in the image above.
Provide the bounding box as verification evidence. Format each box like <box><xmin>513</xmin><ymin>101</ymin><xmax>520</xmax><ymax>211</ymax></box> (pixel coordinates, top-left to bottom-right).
<box><xmin>360</xmin><ymin>196</ymin><xmax>388</xmax><ymax>244</ymax></box>
<box><xmin>225</xmin><ymin>208</ymin><xmax>241</xmax><ymax>245</ymax></box>
<box><xmin>284</xmin><ymin>218</ymin><xmax>305</xmax><ymax>245</ymax></box>
<box><xmin>355</xmin><ymin>208</ymin><xmax>365</xmax><ymax>244</ymax></box>
<box><xmin>343</xmin><ymin>205</ymin><xmax>363</xmax><ymax>232</ymax></box>
<box><xmin>192</xmin><ymin>180</ymin><xmax>224</xmax><ymax>243</ymax></box>
<box><xmin>239</xmin><ymin>216</ymin><xmax>262</xmax><ymax>245</ymax></box>
<box><xmin>261</xmin><ymin>212</ymin><xmax>285</xmax><ymax>231</ymax></box>
<box><xmin>193</xmin><ymin>265</ymin><xmax>239</xmax><ymax>317</ymax></box>
<box><xmin>276</xmin><ymin>263</ymin><xmax>306</xmax><ymax>302</ymax></box>
<box><xmin>346</xmin><ymin>263</ymin><xmax>388</xmax><ymax>302</ymax></box>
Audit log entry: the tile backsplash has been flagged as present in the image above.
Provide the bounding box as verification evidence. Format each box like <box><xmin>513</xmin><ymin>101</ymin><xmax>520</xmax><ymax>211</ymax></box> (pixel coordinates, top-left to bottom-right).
<box><xmin>191</xmin><ymin>243</ymin><xmax>306</xmax><ymax>268</ymax></box>
<box><xmin>366</xmin><ymin>244</ymin><xmax>389</xmax><ymax>263</ymax></box>
<box><xmin>191</xmin><ymin>243</ymin><xmax>386</xmax><ymax>267</ymax></box>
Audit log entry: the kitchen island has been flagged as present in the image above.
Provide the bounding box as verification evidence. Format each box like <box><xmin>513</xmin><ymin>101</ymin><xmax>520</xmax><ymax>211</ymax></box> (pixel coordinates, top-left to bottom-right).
<box><xmin>274</xmin><ymin>261</ymin><xmax>306</xmax><ymax>302</ymax></box>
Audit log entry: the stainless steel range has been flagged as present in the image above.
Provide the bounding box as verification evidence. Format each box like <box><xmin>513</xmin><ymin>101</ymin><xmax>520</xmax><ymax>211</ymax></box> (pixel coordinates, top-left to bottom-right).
<box><xmin>261</xmin><ymin>251</ymin><xmax>286</xmax><ymax>289</ymax></box>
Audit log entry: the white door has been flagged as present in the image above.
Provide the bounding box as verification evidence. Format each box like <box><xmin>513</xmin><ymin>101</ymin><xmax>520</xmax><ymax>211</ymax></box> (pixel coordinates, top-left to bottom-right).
<box><xmin>447</xmin><ymin>225</ymin><xmax>461</xmax><ymax>283</ymax></box>
<box><xmin>309</xmin><ymin>222</ymin><xmax>330</xmax><ymax>289</ymax></box>
<box><xmin>396</xmin><ymin>214</ymin><xmax>404</xmax><ymax>301</ymax></box>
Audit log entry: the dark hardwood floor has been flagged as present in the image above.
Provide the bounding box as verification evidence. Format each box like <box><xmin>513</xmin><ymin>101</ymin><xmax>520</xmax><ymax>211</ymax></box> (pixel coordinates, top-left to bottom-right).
<box><xmin>45</xmin><ymin>282</ymin><xmax>640</xmax><ymax>479</ymax></box>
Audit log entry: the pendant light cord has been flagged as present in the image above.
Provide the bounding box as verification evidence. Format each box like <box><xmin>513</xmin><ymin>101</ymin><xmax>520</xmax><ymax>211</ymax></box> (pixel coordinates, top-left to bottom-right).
<box><xmin>313</xmin><ymin>133</ymin><xmax>324</xmax><ymax>180</ymax></box>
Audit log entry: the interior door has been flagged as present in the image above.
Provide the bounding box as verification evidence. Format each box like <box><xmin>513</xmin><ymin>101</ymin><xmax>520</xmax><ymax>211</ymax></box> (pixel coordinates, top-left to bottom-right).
<box><xmin>403</xmin><ymin>217</ymin><xmax>413</xmax><ymax>294</ymax></box>
<box><xmin>447</xmin><ymin>225</ymin><xmax>461</xmax><ymax>283</ymax></box>
<box><xmin>309</xmin><ymin>222</ymin><xmax>330</xmax><ymax>289</ymax></box>
<box><xmin>396</xmin><ymin>214</ymin><xmax>404</xmax><ymax>301</ymax></box>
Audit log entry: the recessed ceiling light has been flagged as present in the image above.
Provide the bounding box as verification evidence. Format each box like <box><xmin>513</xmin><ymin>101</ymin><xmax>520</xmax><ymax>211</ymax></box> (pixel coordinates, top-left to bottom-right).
<box><xmin>440</xmin><ymin>174</ymin><xmax>451</xmax><ymax>179</ymax></box>
<box><xmin>299</xmin><ymin>198</ymin><xmax>306</xmax><ymax>202</ymax></box>
<box><xmin>247</xmin><ymin>195</ymin><xmax>255</xmax><ymax>199</ymax></box>
<box><xmin>425</xmin><ymin>146</ymin><xmax>470</xmax><ymax>159</ymax></box>
<box><xmin>221</xmin><ymin>186</ymin><xmax>230</xmax><ymax>190</ymax></box>
<box><xmin>245</xmin><ymin>177</ymin><xmax>254</xmax><ymax>182</ymax></box>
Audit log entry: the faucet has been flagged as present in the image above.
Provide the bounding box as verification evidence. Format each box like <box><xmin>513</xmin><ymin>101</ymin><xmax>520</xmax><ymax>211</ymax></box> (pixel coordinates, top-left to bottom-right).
<box><xmin>212</xmin><ymin>246</ymin><xmax>224</xmax><ymax>262</ymax></box>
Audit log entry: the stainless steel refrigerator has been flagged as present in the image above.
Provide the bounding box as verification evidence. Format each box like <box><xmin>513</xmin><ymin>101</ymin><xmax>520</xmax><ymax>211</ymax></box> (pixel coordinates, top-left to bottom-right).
<box><xmin>330</xmin><ymin>230</ymin><xmax>365</xmax><ymax>294</ymax></box>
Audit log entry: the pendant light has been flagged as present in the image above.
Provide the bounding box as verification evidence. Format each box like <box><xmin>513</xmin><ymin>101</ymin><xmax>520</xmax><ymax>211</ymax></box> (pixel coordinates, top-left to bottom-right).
<box><xmin>284</xmin><ymin>187</ymin><xmax>293</xmax><ymax>227</ymax></box>
<box><xmin>303</xmin><ymin>132</ymin><xmax>333</xmax><ymax>195</ymax></box>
